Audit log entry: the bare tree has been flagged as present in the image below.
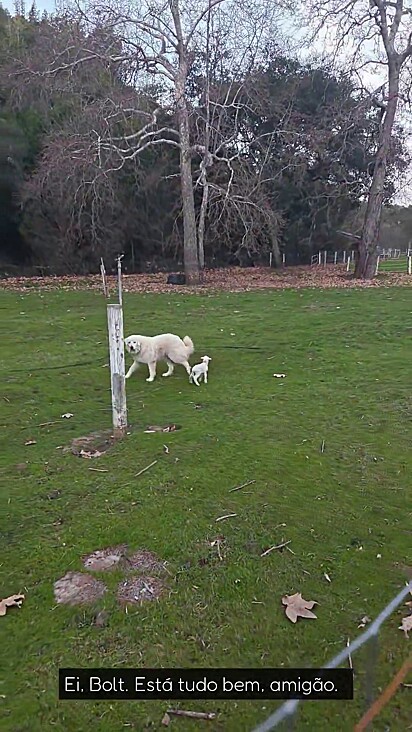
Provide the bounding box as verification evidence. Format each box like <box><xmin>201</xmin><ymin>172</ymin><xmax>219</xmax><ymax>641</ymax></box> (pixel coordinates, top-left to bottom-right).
<box><xmin>11</xmin><ymin>0</ymin><xmax>286</xmax><ymax>282</ymax></box>
<box><xmin>303</xmin><ymin>0</ymin><xmax>412</xmax><ymax>278</ymax></box>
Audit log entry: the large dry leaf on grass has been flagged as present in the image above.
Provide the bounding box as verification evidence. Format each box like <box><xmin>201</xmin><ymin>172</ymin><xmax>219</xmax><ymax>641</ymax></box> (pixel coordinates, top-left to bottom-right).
<box><xmin>79</xmin><ymin>449</ymin><xmax>105</xmax><ymax>459</ymax></box>
<box><xmin>282</xmin><ymin>592</ymin><xmax>317</xmax><ymax>623</ymax></box>
<box><xmin>399</xmin><ymin>615</ymin><xmax>412</xmax><ymax>638</ymax></box>
<box><xmin>0</xmin><ymin>594</ymin><xmax>25</xmax><ymax>616</ymax></box>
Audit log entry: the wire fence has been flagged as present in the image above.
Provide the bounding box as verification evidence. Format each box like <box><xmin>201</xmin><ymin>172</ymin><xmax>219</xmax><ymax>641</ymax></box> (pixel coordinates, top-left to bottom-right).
<box><xmin>309</xmin><ymin>250</ymin><xmax>412</xmax><ymax>274</ymax></box>
<box><xmin>251</xmin><ymin>581</ymin><xmax>412</xmax><ymax>732</ymax></box>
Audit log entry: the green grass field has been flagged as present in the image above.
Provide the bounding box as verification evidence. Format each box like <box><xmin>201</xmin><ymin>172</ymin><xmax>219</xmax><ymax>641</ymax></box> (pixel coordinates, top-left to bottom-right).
<box><xmin>347</xmin><ymin>256</ymin><xmax>411</xmax><ymax>274</ymax></box>
<box><xmin>377</xmin><ymin>257</ymin><xmax>410</xmax><ymax>273</ymax></box>
<box><xmin>0</xmin><ymin>285</ymin><xmax>411</xmax><ymax>732</ymax></box>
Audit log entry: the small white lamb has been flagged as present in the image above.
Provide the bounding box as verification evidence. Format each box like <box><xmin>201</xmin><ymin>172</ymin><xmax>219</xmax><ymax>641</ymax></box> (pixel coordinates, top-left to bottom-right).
<box><xmin>189</xmin><ymin>356</ymin><xmax>212</xmax><ymax>386</ymax></box>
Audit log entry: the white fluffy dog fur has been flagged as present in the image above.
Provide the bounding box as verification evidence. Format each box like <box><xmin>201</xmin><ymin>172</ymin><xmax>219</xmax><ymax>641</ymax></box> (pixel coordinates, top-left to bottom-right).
<box><xmin>124</xmin><ymin>333</ymin><xmax>194</xmax><ymax>382</ymax></box>
<box><xmin>189</xmin><ymin>355</ymin><xmax>211</xmax><ymax>386</ymax></box>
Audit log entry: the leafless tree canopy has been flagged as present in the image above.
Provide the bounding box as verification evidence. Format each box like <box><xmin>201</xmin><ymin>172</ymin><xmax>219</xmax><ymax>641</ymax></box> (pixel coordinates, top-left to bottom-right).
<box><xmin>297</xmin><ymin>0</ymin><xmax>412</xmax><ymax>277</ymax></box>
<box><xmin>0</xmin><ymin>1</ymin><xmax>410</xmax><ymax>277</ymax></box>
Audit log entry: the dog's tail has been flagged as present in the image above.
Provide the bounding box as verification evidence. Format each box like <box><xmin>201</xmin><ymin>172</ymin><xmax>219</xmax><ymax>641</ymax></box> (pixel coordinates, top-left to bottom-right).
<box><xmin>183</xmin><ymin>336</ymin><xmax>195</xmax><ymax>356</ymax></box>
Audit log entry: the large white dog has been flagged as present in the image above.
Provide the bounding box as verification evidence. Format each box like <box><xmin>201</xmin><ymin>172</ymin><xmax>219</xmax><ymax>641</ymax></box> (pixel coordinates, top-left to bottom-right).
<box><xmin>124</xmin><ymin>333</ymin><xmax>195</xmax><ymax>382</ymax></box>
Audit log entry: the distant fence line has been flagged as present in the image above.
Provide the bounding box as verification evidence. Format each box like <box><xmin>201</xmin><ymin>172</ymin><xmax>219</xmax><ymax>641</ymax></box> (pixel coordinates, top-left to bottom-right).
<box><xmin>309</xmin><ymin>249</ymin><xmax>412</xmax><ymax>274</ymax></box>
<box><xmin>1</xmin><ymin>247</ymin><xmax>412</xmax><ymax>277</ymax></box>
<box><xmin>252</xmin><ymin>581</ymin><xmax>412</xmax><ymax>732</ymax></box>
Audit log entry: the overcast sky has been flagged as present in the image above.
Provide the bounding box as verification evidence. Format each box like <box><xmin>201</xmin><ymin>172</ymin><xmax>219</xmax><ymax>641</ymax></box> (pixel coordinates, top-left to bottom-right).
<box><xmin>2</xmin><ymin>0</ymin><xmax>55</xmax><ymax>11</ymax></box>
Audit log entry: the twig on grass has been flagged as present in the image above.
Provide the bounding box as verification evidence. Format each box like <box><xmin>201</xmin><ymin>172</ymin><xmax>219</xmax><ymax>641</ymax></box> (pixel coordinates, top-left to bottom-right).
<box><xmin>135</xmin><ymin>460</ymin><xmax>158</xmax><ymax>478</ymax></box>
<box><xmin>347</xmin><ymin>637</ymin><xmax>353</xmax><ymax>670</ymax></box>
<box><xmin>260</xmin><ymin>540</ymin><xmax>291</xmax><ymax>557</ymax></box>
<box><xmin>167</xmin><ymin>709</ymin><xmax>216</xmax><ymax>720</ymax></box>
<box><xmin>229</xmin><ymin>479</ymin><xmax>255</xmax><ymax>493</ymax></box>
<box><xmin>38</xmin><ymin>421</ymin><xmax>62</xmax><ymax>427</ymax></box>
<box><xmin>321</xmin><ymin>439</ymin><xmax>325</xmax><ymax>453</ymax></box>
<box><xmin>215</xmin><ymin>513</ymin><xmax>237</xmax><ymax>523</ymax></box>
<box><xmin>88</xmin><ymin>468</ymin><xmax>109</xmax><ymax>473</ymax></box>
<box><xmin>211</xmin><ymin>537</ymin><xmax>224</xmax><ymax>561</ymax></box>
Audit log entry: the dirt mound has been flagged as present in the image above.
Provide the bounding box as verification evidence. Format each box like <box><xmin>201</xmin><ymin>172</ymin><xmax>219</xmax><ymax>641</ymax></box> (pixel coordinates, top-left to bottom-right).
<box><xmin>82</xmin><ymin>545</ymin><xmax>129</xmax><ymax>571</ymax></box>
<box><xmin>117</xmin><ymin>576</ymin><xmax>164</xmax><ymax>605</ymax></box>
<box><xmin>54</xmin><ymin>572</ymin><xmax>107</xmax><ymax>605</ymax></box>
<box><xmin>63</xmin><ymin>429</ymin><xmax>124</xmax><ymax>458</ymax></box>
<box><xmin>126</xmin><ymin>549</ymin><xmax>168</xmax><ymax>574</ymax></box>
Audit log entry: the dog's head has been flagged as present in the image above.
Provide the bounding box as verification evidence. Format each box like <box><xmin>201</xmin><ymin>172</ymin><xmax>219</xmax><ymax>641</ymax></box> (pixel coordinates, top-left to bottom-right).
<box><xmin>201</xmin><ymin>355</ymin><xmax>212</xmax><ymax>363</ymax></box>
<box><xmin>124</xmin><ymin>336</ymin><xmax>141</xmax><ymax>355</ymax></box>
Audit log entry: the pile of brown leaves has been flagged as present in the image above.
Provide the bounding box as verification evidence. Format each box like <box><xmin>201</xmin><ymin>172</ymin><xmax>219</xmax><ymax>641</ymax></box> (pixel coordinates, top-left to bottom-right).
<box><xmin>1</xmin><ymin>265</ymin><xmax>411</xmax><ymax>294</ymax></box>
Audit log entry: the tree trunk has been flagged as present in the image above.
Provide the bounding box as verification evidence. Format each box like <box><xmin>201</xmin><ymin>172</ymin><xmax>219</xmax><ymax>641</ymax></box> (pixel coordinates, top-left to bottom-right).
<box><xmin>175</xmin><ymin>84</ymin><xmax>200</xmax><ymax>284</ymax></box>
<box><xmin>171</xmin><ymin>0</ymin><xmax>200</xmax><ymax>285</ymax></box>
<box><xmin>269</xmin><ymin>229</ymin><xmax>282</xmax><ymax>268</ymax></box>
<box><xmin>197</xmin><ymin>174</ymin><xmax>208</xmax><ymax>271</ymax></box>
<box><xmin>354</xmin><ymin>67</ymin><xmax>400</xmax><ymax>279</ymax></box>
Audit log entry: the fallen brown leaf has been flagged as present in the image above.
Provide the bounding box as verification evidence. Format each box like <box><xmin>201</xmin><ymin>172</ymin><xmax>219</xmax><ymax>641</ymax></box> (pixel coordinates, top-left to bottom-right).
<box><xmin>282</xmin><ymin>592</ymin><xmax>317</xmax><ymax>623</ymax></box>
<box><xmin>161</xmin><ymin>712</ymin><xmax>171</xmax><ymax>726</ymax></box>
<box><xmin>144</xmin><ymin>423</ymin><xmax>180</xmax><ymax>433</ymax></box>
<box><xmin>0</xmin><ymin>594</ymin><xmax>25</xmax><ymax>616</ymax></box>
<box><xmin>79</xmin><ymin>449</ymin><xmax>105</xmax><ymax>459</ymax></box>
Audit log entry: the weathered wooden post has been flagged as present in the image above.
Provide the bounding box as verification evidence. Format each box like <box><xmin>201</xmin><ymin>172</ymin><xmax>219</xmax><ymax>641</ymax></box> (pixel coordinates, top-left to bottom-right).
<box><xmin>107</xmin><ymin>303</ymin><xmax>127</xmax><ymax>437</ymax></box>
<box><xmin>116</xmin><ymin>254</ymin><xmax>124</xmax><ymax>307</ymax></box>
<box><xmin>375</xmin><ymin>256</ymin><xmax>380</xmax><ymax>276</ymax></box>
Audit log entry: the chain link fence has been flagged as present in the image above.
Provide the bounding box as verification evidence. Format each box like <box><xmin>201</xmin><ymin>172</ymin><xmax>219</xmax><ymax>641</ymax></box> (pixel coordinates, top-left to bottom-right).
<box><xmin>252</xmin><ymin>581</ymin><xmax>412</xmax><ymax>732</ymax></box>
